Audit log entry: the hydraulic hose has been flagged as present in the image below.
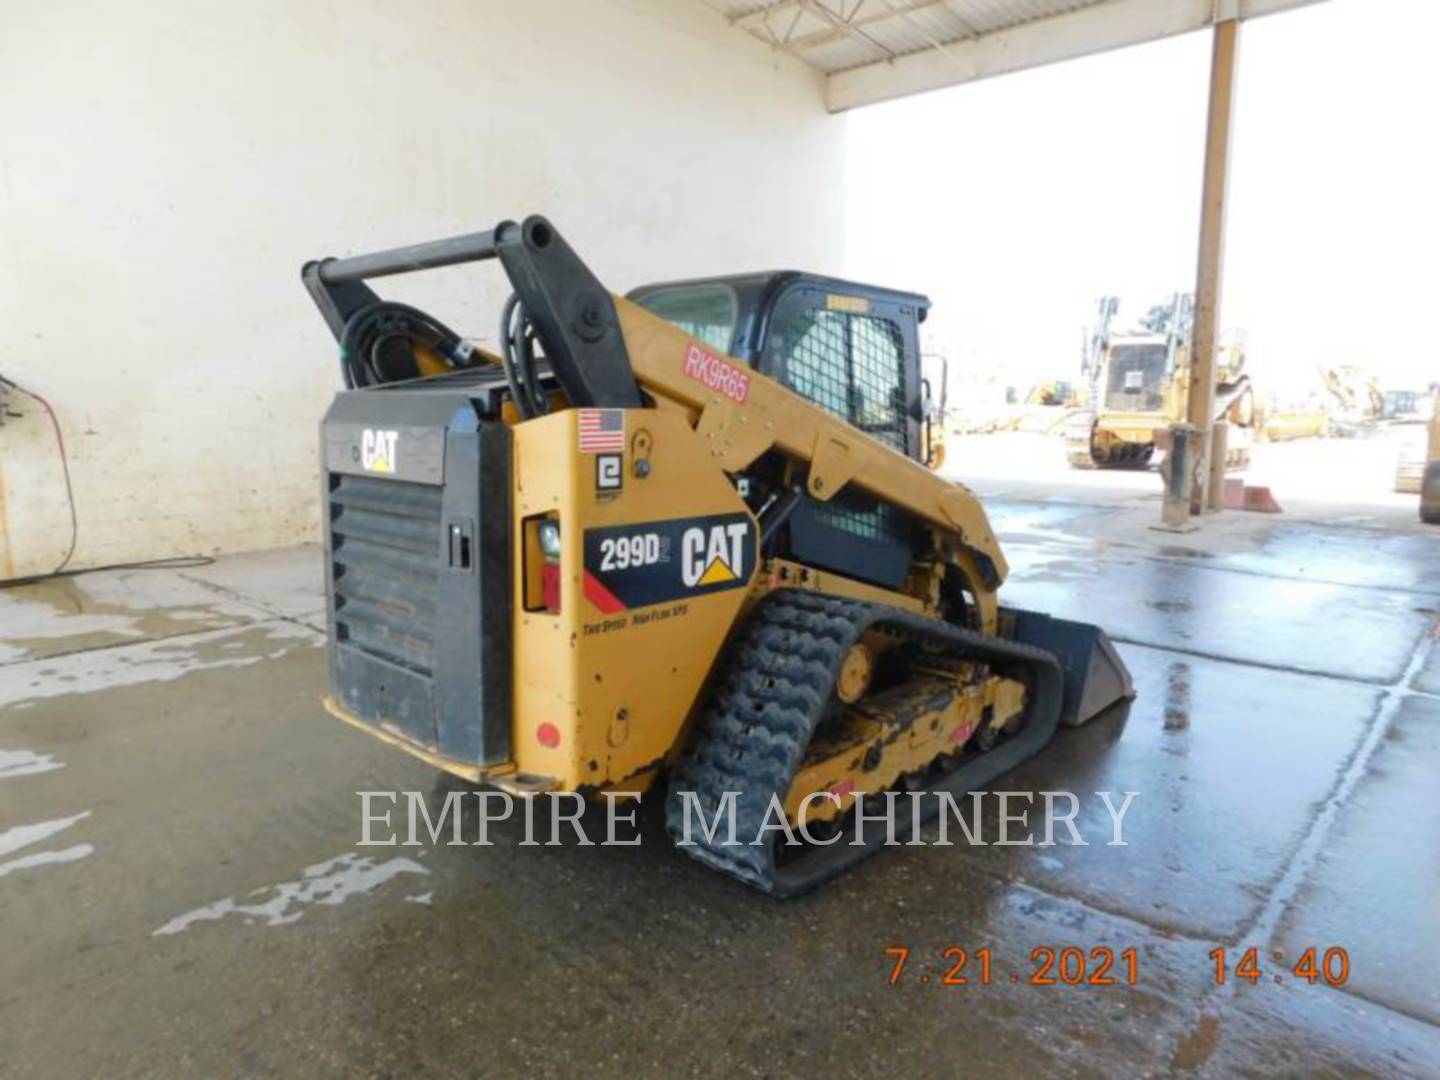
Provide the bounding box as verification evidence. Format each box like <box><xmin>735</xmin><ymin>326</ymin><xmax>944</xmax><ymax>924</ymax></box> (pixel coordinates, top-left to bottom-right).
<box><xmin>499</xmin><ymin>292</ymin><xmax>550</xmax><ymax>418</ymax></box>
<box><xmin>498</xmin><ymin>294</ymin><xmax>531</xmax><ymax>418</ymax></box>
<box><xmin>338</xmin><ymin>301</ymin><xmax>467</xmax><ymax>388</ymax></box>
<box><xmin>516</xmin><ymin>316</ymin><xmax>549</xmax><ymax>416</ymax></box>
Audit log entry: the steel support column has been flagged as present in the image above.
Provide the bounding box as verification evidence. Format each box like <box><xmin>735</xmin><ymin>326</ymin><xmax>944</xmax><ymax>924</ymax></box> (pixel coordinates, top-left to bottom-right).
<box><xmin>1182</xmin><ymin>17</ymin><xmax>1241</xmax><ymax>516</ymax></box>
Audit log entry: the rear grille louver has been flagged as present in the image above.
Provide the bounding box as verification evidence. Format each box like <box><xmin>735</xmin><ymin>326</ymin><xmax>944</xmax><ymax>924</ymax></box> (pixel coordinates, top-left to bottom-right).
<box><xmin>329</xmin><ymin>473</ymin><xmax>441</xmax><ymax>675</ymax></box>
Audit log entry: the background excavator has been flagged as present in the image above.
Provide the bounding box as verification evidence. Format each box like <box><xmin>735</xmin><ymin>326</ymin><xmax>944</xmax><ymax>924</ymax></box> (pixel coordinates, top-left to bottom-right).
<box><xmin>1321</xmin><ymin>363</ymin><xmax>1385</xmax><ymax>437</ymax></box>
<box><xmin>1066</xmin><ymin>293</ymin><xmax>1256</xmax><ymax>469</ymax></box>
<box><xmin>303</xmin><ymin>216</ymin><xmax>1133</xmax><ymax>895</ymax></box>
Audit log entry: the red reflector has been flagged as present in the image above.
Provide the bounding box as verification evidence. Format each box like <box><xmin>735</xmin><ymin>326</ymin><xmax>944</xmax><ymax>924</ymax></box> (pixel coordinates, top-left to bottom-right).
<box><xmin>541</xmin><ymin>563</ymin><xmax>561</xmax><ymax>612</ymax></box>
<box><xmin>537</xmin><ymin>722</ymin><xmax>561</xmax><ymax>749</ymax></box>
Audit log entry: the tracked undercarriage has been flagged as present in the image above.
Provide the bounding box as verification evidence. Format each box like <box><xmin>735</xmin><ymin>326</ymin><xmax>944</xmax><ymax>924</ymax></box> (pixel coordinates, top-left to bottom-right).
<box><xmin>664</xmin><ymin>591</ymin><xmax>1069</xmax><ymax>895</ymax></box>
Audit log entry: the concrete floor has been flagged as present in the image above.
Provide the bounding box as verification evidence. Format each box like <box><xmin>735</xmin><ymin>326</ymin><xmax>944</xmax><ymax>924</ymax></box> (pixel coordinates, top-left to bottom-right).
<box><xmin>2</xmin><ymin>478</ymin><xmax>1439</xmax><ymax>1077</ymax></box>
<box><xmin>945</xmin><ymin>426</ymin><xmax>1428</xmax><ymax>524</ymax></box>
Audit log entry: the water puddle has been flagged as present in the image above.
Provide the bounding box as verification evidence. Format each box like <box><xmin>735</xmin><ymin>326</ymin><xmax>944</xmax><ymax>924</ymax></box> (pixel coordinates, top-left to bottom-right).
<box><xmin>0</xmin><ymin>573</ymin><xmax>263</xmax><ymax>664</ymax></box>
<box><xmin>0</xmin><ymin>621</ymin><xmax>322</xmax><ymax>708</ymax></box>
<box><xmin>0</xmin><ymin>748</ymin><xmax>64</xmax><ymax>779</ymax></box>
<box><xmin>0</xmin><ymin>809</ymin><xmax>94</xmax><ymax>879</ymax></box>
<box><xmin>153</xmin><ymin>852</ymin><xmax>429</xmax><ymax>936</ymax></box>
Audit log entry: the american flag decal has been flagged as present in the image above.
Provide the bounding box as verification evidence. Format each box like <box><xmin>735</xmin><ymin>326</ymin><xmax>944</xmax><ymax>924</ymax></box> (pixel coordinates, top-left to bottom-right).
<box><xmin>577</xmin><ymin>409</ymin><xmax>625</xmax><ymax>453</ymax></box>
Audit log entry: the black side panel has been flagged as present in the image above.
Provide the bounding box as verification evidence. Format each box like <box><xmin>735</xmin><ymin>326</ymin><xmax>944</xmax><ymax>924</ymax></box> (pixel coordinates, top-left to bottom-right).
<box><xmin>475</xmin><ymin>423</ymin><xmax>513</xmax><ymax>762</ymax></box>
<box><xmin>432</xmin><ymin>417</ymin><xmax>512</xmax><ymax>765</ymax></box>
<box><xmin>786</xmin><ymin>495</ymin><xmax>914</xmax><ymax>590</ymax></box>
<box><xmin>321</xmin><ymin>387</ymin><xmax>513</xmax><ymax>768</ymax></box>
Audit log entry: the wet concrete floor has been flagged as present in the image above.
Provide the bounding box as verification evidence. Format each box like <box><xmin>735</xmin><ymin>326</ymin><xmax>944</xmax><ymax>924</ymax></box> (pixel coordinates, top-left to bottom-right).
<box><xmin>2</xmin><ymin>494</ymin><xmax>1438</xmax><ymax>1077</ymax></box>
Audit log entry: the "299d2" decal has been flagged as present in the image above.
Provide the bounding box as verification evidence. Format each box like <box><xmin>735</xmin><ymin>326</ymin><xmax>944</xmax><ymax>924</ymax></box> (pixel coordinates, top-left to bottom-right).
<box><xmin>583</xmin><ymin>513</ymin><xmax>756</xmax><ymax>614</ymax></box>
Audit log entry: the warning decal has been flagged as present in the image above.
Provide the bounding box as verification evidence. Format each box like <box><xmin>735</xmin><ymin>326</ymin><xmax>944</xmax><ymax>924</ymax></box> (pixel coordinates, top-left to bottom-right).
<box><xmin>582</xmin><ymin>512</ymin><xmax>756</xmax><ymax>612</ymax></box>
<box><xmin>682</xmin><ymin>344</ymin><xmax>750</xmax><ymax>404</ymax></box>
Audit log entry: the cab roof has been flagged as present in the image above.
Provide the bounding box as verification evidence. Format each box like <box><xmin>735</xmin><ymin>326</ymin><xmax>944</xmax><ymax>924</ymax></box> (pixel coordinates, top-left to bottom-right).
<box><xmin>627</xmin><ymin>271</ymin><xmax>930</xmax><ymax>323</ymax></box>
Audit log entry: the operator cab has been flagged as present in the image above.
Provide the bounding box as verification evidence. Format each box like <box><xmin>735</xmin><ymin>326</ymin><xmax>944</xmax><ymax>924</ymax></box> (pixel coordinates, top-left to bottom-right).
<box><xmin>629</xmin><ymin>272</ymin><xmax>929</xmax><ymax>462</ymax></box>
<box><xmin>629</xmin><ymin>272</ymin><xmax>933</xmax><ymax>592</ymax></box>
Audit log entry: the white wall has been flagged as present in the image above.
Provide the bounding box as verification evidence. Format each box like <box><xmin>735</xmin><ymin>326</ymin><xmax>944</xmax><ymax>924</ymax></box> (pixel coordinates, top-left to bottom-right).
<box><xmin>0</xmin><ymin>0</ymin><xmax>845</xmax><ymax>579</ymax></box>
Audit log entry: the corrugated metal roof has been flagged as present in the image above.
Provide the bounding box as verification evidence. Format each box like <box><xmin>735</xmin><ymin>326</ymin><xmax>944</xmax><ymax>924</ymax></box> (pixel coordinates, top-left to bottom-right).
<box><xmin>708</xmin><ymin>0</ymin><xmax>1111</xmax><ymax>75</ymax></box>
<box><xmin>703</xmin><ymin>0</ymin><xmax>1327</xmax><ymax>110</ymax></box>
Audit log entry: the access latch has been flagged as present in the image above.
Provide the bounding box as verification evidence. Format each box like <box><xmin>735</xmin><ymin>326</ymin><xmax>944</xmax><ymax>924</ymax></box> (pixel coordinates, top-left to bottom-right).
<box><xmin>447</xmin><ymin>519</ymin><xmax>474</xmax><ymax>572</ymax></box>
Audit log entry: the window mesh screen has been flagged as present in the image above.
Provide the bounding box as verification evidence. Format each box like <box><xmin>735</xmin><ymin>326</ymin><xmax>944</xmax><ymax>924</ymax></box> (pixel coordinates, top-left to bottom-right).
<box><xmin>850</xmin><ymin>316</ymin><xmax>906</xmax><ymax>452</ymax></box>
<box><xmin>815</xmin><ymin>488</ymin><xmax>913</xmax><ymax>543</ymax></box>
<box><xmin>778</xmin><ymin>310</ymin><xmax>907</xmax><ymax>454</ymax></box>
<box><xmin>779</xmin><ymin>310</ymin><xmax>850</xmax><ymax>421</ymax></box>
<box><xmin>776</xmin><ymin>303</ymin><xmax>913</xmax><ymax>550</ymax></box>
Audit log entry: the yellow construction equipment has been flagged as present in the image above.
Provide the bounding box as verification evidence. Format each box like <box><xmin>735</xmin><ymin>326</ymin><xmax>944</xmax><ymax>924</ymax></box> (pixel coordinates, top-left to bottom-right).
<box><xmin>1024</xmin><ymin>380</ymin><xmax>1079</xmax><ymax>408</ymax></box>
<box><xmin>303</xmin><ymin>216</ymin><xmax>1133</xmax><ymax>895</ymax></box>
<box><xmin>1066</xmin><ymin>293</ymin><xmax>1255</xmax><ymax>470</ymax></box>
<box><xmin>1258</xmin><ymin>392</ymin><xmax>1328</xmax><ymax>443</ymax></box>
<box><xmin>1321</xmin><ymin>364</ymin><xmax>1384</xmax><ymax>436</ymax></box>
<box><xmin>1420</xmin><ymin>391</ymin><xmax>1440</xmax><ymax>524</ymax></box>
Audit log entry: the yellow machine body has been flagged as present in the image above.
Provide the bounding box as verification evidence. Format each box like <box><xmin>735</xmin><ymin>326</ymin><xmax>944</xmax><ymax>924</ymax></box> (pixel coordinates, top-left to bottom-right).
<box><xmin>508</xmin><ymin>406</ymin><xmax>752</xmax><ymax>794</ymax></box>
<box><xmin>329</xmin><ymin>298</ymin><xmax>1009</xmax><ymax>799</ymax></box>
<box><xmin>310</xmin><ymin>215</ymin><xmax>1134</xmax><ymax>893</ymax></box>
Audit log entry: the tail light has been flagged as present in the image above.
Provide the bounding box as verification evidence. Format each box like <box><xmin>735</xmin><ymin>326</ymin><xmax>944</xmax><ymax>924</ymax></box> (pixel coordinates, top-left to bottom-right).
<box><xmin>538</xmin><ymin>520</ymin><xmax>562</xmax><ymax>613</ymax></box>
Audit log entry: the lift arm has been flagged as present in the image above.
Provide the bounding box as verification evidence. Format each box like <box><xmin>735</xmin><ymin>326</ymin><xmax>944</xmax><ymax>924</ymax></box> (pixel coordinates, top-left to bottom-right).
<box><xmin>304</xmin><ymin>217</ymin><xmax>641</xmax><ymax>408</ymax></box>
<box><xmin>302</xmin><ymin>215</ymin><xmax>1007</xmax><ymax>586</ymax></box>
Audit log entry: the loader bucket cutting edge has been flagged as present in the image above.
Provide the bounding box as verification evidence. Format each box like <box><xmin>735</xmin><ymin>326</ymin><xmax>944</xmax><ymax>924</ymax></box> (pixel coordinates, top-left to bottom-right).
<box><xmin>1005</xmin><ymin>608</ymin><xmax>1135</xmax><ymax>727</ymax></box>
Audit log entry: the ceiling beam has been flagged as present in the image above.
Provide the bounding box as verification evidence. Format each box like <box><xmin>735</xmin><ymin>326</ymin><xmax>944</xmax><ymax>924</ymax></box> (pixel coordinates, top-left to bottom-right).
<box><xmin>730</xmin><ymin>1</ymin><xmax>802</xmax><ymax>31</ymax></box>
<box><xmin>732</xmin><ymin>0</ymin><xmax>899</xmax><ymax>60</ymax></box>
<box><xmin>782</xmin><ymin>0</ymin><xmax>960</xmax><ymax>53</ymax></box>
<box><xmin>800</xmin><ymin>0</ymin><xmax>897</xmax><ymax>60</ymax></box>
<box><xmin>825</xmin><ymin>0</ymin><xmax>1328</xmax><ymax>113</ymax></box>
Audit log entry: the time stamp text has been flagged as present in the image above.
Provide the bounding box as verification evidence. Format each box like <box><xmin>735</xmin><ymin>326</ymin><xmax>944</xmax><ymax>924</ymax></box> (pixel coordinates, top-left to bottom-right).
<box><xmin>884</xmin><ymin>945</ymin><xmax>1351</xmax><ymax>988</ymax></box>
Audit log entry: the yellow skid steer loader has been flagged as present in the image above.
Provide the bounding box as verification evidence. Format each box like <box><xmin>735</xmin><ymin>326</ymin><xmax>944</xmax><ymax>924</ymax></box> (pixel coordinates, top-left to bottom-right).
<box><xmin>303</xmin><ymin>216</ymin><xmax>1133</xmax><ymax>895</ymax></box>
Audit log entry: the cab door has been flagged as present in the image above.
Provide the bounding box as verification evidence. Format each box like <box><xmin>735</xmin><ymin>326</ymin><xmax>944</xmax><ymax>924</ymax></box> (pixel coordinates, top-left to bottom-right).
<box><xmin>757</xmin><ymin>283</ymin><xmax>925</xmax><ymax>590</ymax></box>
<box><xmin>759</xmin><ymin>284</ymin><xmax>923</xmax><ymax>463</ymax></box>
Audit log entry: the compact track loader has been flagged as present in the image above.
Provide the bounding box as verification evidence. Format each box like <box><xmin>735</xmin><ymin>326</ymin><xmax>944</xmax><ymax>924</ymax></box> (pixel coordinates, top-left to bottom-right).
<box><xmin>304</xmin><ymin>216</ymin><xmax>1133</xmax><ymax>895</ymax></box>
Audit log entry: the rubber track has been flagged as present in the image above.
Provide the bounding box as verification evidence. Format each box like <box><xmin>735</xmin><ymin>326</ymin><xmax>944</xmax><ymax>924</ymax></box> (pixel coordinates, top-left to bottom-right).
<box><xmin>664</xmin><ymin>591</ymin><xmax>1063</xmax><ymax>897</ymax></box>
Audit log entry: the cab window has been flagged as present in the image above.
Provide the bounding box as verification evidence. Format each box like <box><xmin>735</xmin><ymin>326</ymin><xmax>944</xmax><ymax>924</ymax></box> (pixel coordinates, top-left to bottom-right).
<box><xmin>849</xmin><ymin>315</ymin><xmax>906</xmax><ymax>451</ymax></box>
<box><xmin>776</xmin><ymin>306</ymin><xmax>908</xmax><ymax>454</ymax></box>
<box><xmin>777</xmin><ymin>308</ymin><xmax>849</xmax><ymax>421</ymax></box>
<box><xmin>633</xmin><ymin>283</ymin><xmax>738</xmax><ymax>356</ymax></box>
